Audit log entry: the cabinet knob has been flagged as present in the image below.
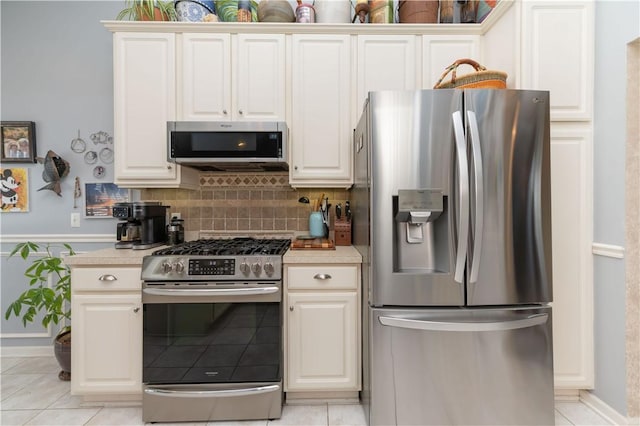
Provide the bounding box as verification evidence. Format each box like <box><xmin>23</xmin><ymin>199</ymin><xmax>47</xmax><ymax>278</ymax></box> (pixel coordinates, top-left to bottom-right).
<box><xmin>313</xmin><ymin>273</ymin><xmax>332</xmax><ymax>280</ymax></box>
<box><xmin>294</xmin><ymin>165</ymin><xmax>298</xmax><ymax>170</ymax></box>
<box><xmin>98</xmin><ymin>274</ymin><xmax>117</xmax><ymax>282</ymax></box>
<box><xmin>238</xmin><ymin>109</ymin><xmax>244</xmax><ymax>115</ymax></box>
<box><xmin>133</xmin><ymin>307</ymin><xmax>140</xmax><ymax>313</ymax></box>
<box><xmin>223</xmin><ymin>109</ymin><xmax>228</xmax><ymax>115</ymax></box>
<box><xmin>289</xmin><ymin>306</ymin><xmax>294</xmax><ymax>311</ymax></box>
<box><xmin>167</xmin><ymin>164</ymin><xmax>172</xmax><ymax>170</ymax></box>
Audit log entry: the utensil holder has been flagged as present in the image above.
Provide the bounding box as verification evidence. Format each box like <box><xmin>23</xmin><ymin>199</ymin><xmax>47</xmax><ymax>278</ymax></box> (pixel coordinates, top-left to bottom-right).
<box><xmin>309</xmin><ymin>211</ymin><xmax>325</xmax><ymax>238</ymax></box>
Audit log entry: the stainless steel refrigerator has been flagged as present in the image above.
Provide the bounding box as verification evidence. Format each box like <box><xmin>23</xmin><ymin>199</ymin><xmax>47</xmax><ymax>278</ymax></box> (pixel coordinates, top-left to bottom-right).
<box><xmin>352</xmin><ymin>89</ymin><xmax>554</xmax><ymax>426</ymax></box>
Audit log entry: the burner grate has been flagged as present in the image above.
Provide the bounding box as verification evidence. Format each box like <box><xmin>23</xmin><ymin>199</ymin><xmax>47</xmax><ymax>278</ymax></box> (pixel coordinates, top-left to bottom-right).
<box><xmin>152</xmin><ymin>237</ymin><xmax>291</xmax><ymax>256</ymax></box>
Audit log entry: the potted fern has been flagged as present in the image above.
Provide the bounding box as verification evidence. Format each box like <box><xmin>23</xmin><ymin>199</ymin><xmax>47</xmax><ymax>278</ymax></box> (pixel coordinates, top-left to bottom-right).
<box><xmin>4</xmin><ymin>242</ymin><xmax>75</xmax><ymax>381</ymax></box>
<box><xmin>116</xmin><ymin>0</ymin><xmax>177</xmax><ymax>21</ymax></box>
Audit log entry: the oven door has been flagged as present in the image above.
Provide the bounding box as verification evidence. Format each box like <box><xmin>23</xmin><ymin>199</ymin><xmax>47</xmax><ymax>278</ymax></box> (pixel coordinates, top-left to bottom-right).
<box><xmin>141</xmin><ymin>283</ymin><xmax>282</xmax><ymax>422</ymax></box>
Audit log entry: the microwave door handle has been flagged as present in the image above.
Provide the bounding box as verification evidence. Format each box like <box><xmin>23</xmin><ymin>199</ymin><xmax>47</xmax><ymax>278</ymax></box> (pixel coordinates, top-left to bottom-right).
<box><xmin>452</xmin><ymin>111</ymin><xmax>469</xmax><ymax>284</ymax></box>
<box><xmin>467</xmin><ymin>110</ymin><xmax>484</xmax><ymax>284</ymax></box>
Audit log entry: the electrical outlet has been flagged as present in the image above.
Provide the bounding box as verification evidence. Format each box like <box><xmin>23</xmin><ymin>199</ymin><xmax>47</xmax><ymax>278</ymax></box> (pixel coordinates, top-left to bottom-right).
<box><xmin>70</xmin><ymin>213</ymin><xmax>80</xmax><ymax>228</ymax></box>
<box><xmin>171</xmin><ymin>212</ymin><xmax>181</xmax><ymax>220</ymax></box>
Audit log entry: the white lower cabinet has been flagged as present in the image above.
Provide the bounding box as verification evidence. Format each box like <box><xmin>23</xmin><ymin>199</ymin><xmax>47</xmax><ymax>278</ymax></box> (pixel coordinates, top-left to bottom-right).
<box><xmin>285</xmin><ymin>265</ymin><xmax>360</xmax><ymax>393</ymax></box>
<box><xmin>71</xmin><ymin>267</ymin><xmax>142</xmax><ymax>398</ymax></box>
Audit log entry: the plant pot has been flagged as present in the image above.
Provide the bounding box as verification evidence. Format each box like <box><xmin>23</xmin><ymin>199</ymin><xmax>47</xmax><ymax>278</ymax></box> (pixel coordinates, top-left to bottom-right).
<box><xmin>54</xmin><ymin>329</ymin><xmax>71</xmax><ymax>381</ymax></box>
<box><xmin>136</xmin><ymin>5</ymin><xmax>171</xmax><ymax>21</ymax></box>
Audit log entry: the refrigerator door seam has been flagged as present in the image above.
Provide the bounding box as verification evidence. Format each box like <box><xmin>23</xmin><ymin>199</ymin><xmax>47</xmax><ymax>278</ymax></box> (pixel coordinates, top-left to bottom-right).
<box><xmin>467</xmin><ymin>110</ymin><xmax>484</xmax><ymax>284</ymax></box>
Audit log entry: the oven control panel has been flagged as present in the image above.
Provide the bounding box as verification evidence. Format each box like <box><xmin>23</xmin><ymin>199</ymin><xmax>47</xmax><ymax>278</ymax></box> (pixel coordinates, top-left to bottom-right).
<box><xmin>189</xmin><ymin>258</ymin><xmax>235</xmax><ymax>275</ymax></box>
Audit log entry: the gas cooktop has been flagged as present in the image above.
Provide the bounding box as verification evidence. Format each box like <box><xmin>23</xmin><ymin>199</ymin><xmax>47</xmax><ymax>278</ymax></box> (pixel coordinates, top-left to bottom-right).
<box><xmin>142</xmin><ymin>238</ymin><xmax>291</xmax><ymax>282</ymax></box>
<box><xmin>152</xmin><ymin>237</ymin><xmax>291</xmax><ymax>256</ymax></box>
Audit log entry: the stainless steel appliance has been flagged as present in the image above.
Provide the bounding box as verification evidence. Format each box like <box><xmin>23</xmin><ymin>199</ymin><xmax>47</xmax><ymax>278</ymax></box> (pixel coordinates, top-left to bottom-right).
<box><xmin>353</xmin><ymin>89</ymin><xmax>554</xmax><ymax>425</ymax></box>
<box><xmin>113</xmin><ymin>202</ymin><xmax>142</xmax><ymax>249</ymax></box>
<box><xmin>140</xmin><ymin>237</ymin><xmax>290</xmax><ymax>423</ymax></box>
<box><xmin>167</xmin><ymin>121</ymin><xmax>288</xmax><ymax>172</ymax></box>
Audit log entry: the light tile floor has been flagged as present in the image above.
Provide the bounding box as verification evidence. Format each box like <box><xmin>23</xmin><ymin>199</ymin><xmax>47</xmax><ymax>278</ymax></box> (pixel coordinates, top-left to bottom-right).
<box><xmin>1</xmin><ymin>357</ymin><xmax>615</xmax><ymax>426</ymax></box>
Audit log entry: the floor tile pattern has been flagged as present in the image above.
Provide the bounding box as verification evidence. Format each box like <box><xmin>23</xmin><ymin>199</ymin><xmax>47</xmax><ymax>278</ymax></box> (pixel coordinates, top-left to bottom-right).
<box><xmin>1</xmin><ymin>357</ymin><xmax>614</xmax><ymax>425</ymax></box>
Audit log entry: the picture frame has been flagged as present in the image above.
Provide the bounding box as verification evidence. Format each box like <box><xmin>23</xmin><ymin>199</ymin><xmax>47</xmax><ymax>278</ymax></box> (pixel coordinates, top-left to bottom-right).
<box><xmin>84</xmin><ymin>182</ymin><xmax>131</xmax><ymax>218</ymax></box>
<box><xmin>1</xmin><ymin>121</ymin><xmax>37</xmax><ymax>163</ymax></box>
<box><xmin>0</xmin><ymin>167</ymin><xmax>29</xmax><ymax>212</ymax></box>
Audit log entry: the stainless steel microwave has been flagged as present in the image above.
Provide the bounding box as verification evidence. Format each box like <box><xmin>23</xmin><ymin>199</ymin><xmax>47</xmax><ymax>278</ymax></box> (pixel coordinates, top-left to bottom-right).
<box><xmin>167</xmin><ymin>121</ymin><xmax>288</xmax><ymax>172</ymax></box>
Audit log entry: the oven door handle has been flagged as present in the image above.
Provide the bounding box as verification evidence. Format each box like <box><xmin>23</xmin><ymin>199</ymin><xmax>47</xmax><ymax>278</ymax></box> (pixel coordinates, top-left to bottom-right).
<box><xmin>144</xmin><ymin>384</ymin><xmax>281</xmax><ymax>398</ymax></box>
<box><xmin>142</xmin><ymin>287</ymin><xmax>280</xmax><ymax>297</ymax></box>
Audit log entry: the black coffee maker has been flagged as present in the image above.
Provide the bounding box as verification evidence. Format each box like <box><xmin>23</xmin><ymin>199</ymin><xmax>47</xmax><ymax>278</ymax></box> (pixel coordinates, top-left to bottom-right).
<box><xmin>113</xmin><ymin>202</ymin><xmax>141</xmax><ymax>249</ymax></box>
<box><xmin>113</xmin><ymin>202</ymin><xmax>169</xmax><ymax>250</ymax></box>
<box><xmin>132</xmin><ymin>202</ymin><xmax>170</xmax><ymax>250</ymax></box>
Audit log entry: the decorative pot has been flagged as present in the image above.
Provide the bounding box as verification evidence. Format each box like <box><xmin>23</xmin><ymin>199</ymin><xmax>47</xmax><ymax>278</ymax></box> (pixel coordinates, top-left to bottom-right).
<box><xmin>54</xmin><ymin>329</ymin><xmax>71</xmax><ymax>381</ymax></box>
<box><xmin>175</xmin><ymin>0</ymin><xmax>216</xmax><ymax>21</ymax></box>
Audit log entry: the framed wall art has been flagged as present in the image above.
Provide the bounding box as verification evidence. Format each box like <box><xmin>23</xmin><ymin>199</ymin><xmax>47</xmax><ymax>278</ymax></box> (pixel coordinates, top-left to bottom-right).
<box><xmin>1</xmin><ymin>121</ymin><xmax>37</xmax><ymax>163</ymax></box>
<box><xmin>84</xmin><ymin>182</ymin><xmax>130</xmax><ymax>218</ymax></box>
<box><xmin>0</xmin><ymin>167</ymin><xmax>29</xmax><ymax>212</ymax></box>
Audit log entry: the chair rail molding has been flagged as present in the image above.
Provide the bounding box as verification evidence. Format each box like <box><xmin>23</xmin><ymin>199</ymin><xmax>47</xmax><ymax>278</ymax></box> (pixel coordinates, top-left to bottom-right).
<box><xmin>591</xmin><ymin>243</ymin><xmax>625</xmax><ymax>259</ymax></box>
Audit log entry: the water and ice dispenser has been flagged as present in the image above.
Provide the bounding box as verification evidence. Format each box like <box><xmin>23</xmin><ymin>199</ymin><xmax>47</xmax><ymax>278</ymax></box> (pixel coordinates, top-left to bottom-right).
<box><xmin>393</xmin><ymin>189</ymin><xmax>449</xmax><ymax>273</ymax></box>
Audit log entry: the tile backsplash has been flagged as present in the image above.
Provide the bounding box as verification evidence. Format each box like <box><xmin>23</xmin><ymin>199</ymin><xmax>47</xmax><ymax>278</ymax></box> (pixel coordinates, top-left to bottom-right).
<box><xmin>141</xmin><ymin>172</ymin><xmax>349</xmax><ymax>236</ymax></box>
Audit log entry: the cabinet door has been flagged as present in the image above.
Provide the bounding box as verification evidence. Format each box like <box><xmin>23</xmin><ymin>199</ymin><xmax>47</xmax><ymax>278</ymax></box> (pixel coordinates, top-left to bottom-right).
<box><xmin>71</xmin><ymin>293</ymin><xmax>142</xmax><ymax>395</ymax></box>
<box><xmin>521</xmin><ymin>1</ymin><xmax>594</xmax><ymax>121</ymax></box>
<box><xmin>290</xmin><ymin>35</ymin><xmax>352</xmax><ymax>188</ymax></box>
<box><xmin>422</xmin><ymin>35</ymin><xmax>481</xmax><ymax>88</ymax></box>
<box><xmin>234</xmin><ymin>34</ymin><xmax>286</xmax><ymax>121</ymax></box>
<box><xmin>180</xmin><ymin>33</ymin><xmax>231</xmax><ymax>120</ymax></box>
<box><xmin>356</xmin><ymin>35</ymin><xmax>417</xmax><ymax>115</ymax></box>
<box><xmin>287</xmin><ymin>292</ymin><xmax>358</xmax><ymax>391</ymax></box>
<box><xmin>549</xmin><ymin>123</ymin><xmax>594</xmax><ymax>389</ymax></box>
<box><xmin>114</xmin><ymin>33</ymin><xmax>185</xmax><ymax>186</ymax></box>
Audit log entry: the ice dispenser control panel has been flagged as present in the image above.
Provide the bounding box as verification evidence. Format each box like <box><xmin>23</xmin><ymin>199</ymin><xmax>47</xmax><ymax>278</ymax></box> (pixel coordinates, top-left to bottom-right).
<box><xmin>395</xmin><ymin>189</ymin><xmax>443</xmax><ymax>223</ymax></box>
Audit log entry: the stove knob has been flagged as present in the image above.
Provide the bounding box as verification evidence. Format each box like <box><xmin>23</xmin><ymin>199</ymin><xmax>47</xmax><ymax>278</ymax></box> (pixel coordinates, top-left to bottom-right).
<box><xmin>264</xmin><ymin>262</ymin><xmax>275</xmax><ymax>276</ymax></box>
<box><xmin>251</xmin><ymin>262</ymin><xmax>262</xmax><ymax>274</ymax></box>
<box><xmin>239</xmin><ymin>261</ymin><xmax>250</xmax><ymax>275</ymax></box>
<box><xmin>174</xmin><ymin>261</ymin><xmax>185</xmax><ymax>274</ymax></box>
<box><xmin>161</xmin><ymin>261</ymin><xmax>173</xmax><ymax>274</ymax></box>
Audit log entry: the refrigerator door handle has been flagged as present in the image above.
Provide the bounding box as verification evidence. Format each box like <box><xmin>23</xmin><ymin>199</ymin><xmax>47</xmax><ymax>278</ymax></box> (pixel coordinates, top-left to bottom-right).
<box><xmin>467</xmin><ymin>110</ymin><xmax>484</xmax><ymax>284</ymax></box>
<box><xmin>378</xmin><ymin>313</ymin><xmax>548</xmax><ymax>332</ymax></box>
<box><xmin>452</xmin><ymin>111</ymin><xmax>469</xmax><ymax>283</ymax></box>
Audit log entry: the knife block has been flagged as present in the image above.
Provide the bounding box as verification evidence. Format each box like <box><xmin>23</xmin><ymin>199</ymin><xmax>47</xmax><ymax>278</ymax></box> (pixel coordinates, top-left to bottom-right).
<box><xmin>334</xmin><ymin>219</ymin><xmax>352</xmax><ymax>246</ymax></box>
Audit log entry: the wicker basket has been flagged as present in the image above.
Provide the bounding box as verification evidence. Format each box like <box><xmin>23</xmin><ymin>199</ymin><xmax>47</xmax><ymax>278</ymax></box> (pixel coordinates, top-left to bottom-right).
<box><xmin>433</xmin><ymin>58</ymin><xmax>507</xmax><ymax>89</ymax></box>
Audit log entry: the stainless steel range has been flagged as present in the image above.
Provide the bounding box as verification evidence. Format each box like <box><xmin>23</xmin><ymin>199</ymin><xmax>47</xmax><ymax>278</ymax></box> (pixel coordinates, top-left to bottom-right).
<box><xmin>140</xmin><ymin>238</ymin><xmax>290</xmax><ymax>423</ymax></box>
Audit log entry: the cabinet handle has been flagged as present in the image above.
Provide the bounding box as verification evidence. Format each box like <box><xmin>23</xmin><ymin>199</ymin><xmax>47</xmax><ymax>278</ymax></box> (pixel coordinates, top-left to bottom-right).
<box><xmin>313</xmin><ymin>273</ymin><xmax>332</xmax><ymax>280</ymax></box>
<box><xmin>294</xmin><ymin>165</ymin><xmax>298</xmax><ymax>170</ymax></box>
<box><xmin>167</xmin><ymin>164</ymin><xmax>172</xmax><ymax>170</ymax></box>
<box><xmin>223</xmin><ymin>109</ymin><xmax>228</xmax><ymax>115</ymax></box>
<box><xmin>238</xmin><ymin>109</ymin><xmax>244</xmax><ymax>115</ymax></box>
<box><xmin>133</xmin><ymin>307</ymin><xmax>140</xmax><ymax>313</ymax></box>
<box><xmin>98</xmin><ymin>274</ymin><xmax>117</xmax><ymax>282</ymax></box>
<box><xmin>289</xmin><ymin>306</ymin><xmax>294</xmax><ymax>311</ymax></box>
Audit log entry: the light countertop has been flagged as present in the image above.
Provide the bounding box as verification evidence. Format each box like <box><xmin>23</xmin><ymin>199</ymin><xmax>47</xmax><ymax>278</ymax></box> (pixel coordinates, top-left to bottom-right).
<box><xmin>283</xmin><ymin>245</ymin><xmax>362</xmax><ymax>264</ymax></box>
<box><xmin>63</xmin><ymin>246</ymin><xmax>165</xmax><ymax>266</ymax></box>
<box><xmin>64</xmin><ymin>245</ymin><xmax>361</xmax><ymax>267</ymax></box>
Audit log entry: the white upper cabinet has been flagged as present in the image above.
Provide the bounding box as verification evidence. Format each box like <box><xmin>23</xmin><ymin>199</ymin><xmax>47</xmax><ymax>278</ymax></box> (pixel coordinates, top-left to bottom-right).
<box><xmin>356</xmin><ymin>35</ymin><xmax>417</xmax><ymax>115</ymax></box>
<box><xmin>179</xmin><ymin>33</ymin><xmax>285</xmax><ymax>121</ymax></box>
<box><xmin>290</xmin><ymin>35</ymin><xmax>352</xmax><ymax>188</ymax></box>
<box><xmin>113</xmin><ymin>32</ymin><xmax>198</xmax><ymax>189</ymax></box>
<box><xmin>521</xmin><ymin>1</ymin><xmax>594</xmax><ymax>121</ymax></box>
<box><xmin>422</xmin><ymin>35</ymin><xmax>481</xmax><ymax>88</ymax></box>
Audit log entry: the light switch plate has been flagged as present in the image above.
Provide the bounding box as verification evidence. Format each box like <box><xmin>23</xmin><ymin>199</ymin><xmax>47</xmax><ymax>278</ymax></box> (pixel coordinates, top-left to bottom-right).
<box><xmin>71</xmin><ymin>213</ymin><xmax>80</xmax><ymax>228</ymax></box>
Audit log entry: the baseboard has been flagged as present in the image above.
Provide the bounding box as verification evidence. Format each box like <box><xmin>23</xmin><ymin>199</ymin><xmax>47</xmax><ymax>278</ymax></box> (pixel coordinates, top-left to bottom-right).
<box><xmin>1</xmin><ymin>345</ymin><xmax>53</xmax><ymax>357</ymax></box>
<box><xmin>555</xmin><ymin>388</ymin><xmax>580</xmax><ymax>401</ymax></box>
<box><xmin>579</xmin><ymin>390</ymin><xmax>629</xmax><ymax>426</ymax></box>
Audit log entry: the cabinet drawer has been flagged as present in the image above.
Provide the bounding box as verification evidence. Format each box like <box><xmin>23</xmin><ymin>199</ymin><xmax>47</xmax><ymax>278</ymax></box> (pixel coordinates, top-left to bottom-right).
<box><xmin>72</xmin><ymin>267</ymin><xmax>141</xmax><ymax>292</ymax></box>
<box><xmin>287</xmin><ymin>266</ymin><xmax>358</xmax><ymax>290</ymax></box>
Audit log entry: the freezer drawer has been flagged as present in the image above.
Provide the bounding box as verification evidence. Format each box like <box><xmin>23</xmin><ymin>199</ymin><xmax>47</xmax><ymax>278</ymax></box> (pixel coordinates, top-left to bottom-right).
<box><xmin>366</xmin><ymin>306</ymin><xmax>554</xmax><ymax>426</ymax></box>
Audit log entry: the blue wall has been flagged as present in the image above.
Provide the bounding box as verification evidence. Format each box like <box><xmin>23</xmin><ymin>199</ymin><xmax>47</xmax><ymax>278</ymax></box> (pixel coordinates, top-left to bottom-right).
<box><xmin>1</xmin><ymin>1</ymin><xmax>125</xmax><ymax>348</ymax></box>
